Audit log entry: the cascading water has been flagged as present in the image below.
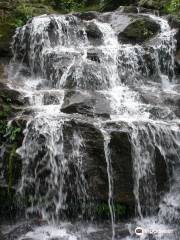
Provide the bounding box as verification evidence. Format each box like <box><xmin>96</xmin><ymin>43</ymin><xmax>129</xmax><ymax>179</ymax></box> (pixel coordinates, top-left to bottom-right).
<box><xmin>6</xmin><ymin>8</ymin><xmax>180</xmax><ymax>240</ymax></box>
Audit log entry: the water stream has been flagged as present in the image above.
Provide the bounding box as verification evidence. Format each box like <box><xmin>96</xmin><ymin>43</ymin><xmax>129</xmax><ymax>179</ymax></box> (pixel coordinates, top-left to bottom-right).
<box><xmin>5</xmin><ymin>9</ymin><xmax>180</xmax><ymax>240</ymax></box>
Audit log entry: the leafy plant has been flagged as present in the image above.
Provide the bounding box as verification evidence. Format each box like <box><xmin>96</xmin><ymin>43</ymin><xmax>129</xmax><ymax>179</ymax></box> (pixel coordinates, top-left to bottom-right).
<box><xmin>14</xmin><ymin>3</ymin><xmax>34</xmax><ymax>24</ymax></box>
<box><xmin>54</xmin><ymin>0</ymin><xmax>87</xmax><ymax>12</ymax></box>
<box><xmin>6</xmin><ymin>125</ymin><xmax>21</xmax><ymax>142</ymax></box>
<box><xmin>165</xmin><ymin>0</ymin><xmax>180</xmax><ymax>14</ymax></box>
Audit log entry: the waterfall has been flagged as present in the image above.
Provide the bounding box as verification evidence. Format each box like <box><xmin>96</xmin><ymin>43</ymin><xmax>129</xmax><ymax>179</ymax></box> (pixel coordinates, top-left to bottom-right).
<box><xmin>103</xmin><ymin>130</ymin><xmax>116</xmax><ymax>240</ymax></box>
<box><xmin>7</xmin><ymin>9</ymin><xmax>180</xmax><ymax>240</ymax></box>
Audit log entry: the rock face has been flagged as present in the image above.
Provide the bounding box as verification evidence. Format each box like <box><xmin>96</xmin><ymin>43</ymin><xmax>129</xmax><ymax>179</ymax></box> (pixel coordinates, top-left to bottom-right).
<box><xmin>109</xmin><ymin>130</ymin><xmax>135</xmax><ymax>214</ymax></box>
<box><xmin>62</xmin><ymin>120</ymin><xmax>136</xmax><ymax>218</ymax></box>
<box><xmin>0</xmin><ymin>82</ymin><xmax>26</xmax><ymax>221</ymax></box>
<box><xmin>61</xmin><ymin>90</ymin><xmax>111</xmax><ymax>118</ymax></box>
<box><xmin>85</xmin><ymin>21</ymin><xmax>103</xmax><ymax>45</ymax></box>
<box><xmin>118</xmin><ymin>17</ymin><xmax>160</xmax><ymax>44</ymax></box>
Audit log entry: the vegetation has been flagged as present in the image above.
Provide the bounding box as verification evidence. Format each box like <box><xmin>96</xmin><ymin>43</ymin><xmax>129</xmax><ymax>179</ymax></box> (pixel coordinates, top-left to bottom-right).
<box><xmin>0</xmin><ymin>83</ymin><xmax>24</xmax><ymax>219</ymax></box>
<box><xmin>95</xmin><ymin>202</ymin><xmax>127</xmax><ymax>218</ymax></box>
<box><xmin>0</xmin><ymin>120</ymin><xmax>22</xmax><ymax>190</ymax></box>
<box><xmin>165</xmin><ymin>0</ymin><xmax>180</xmax><ymax>14</ymax></box>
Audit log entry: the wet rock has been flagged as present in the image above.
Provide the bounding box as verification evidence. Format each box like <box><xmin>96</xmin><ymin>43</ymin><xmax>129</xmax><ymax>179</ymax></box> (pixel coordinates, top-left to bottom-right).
<box><xmin>62</xmin><ymin>120</ymin><xmax>136</xmax><ymax>218</ymax></box>
<box><xmin>74</xmin><ymin>11</ymin><xmax>99</xmax><ymax>21</ymax></box>
<box><xmin>168</xmin><ymin>15</ymin><xmax>180</xmax><ymax>29</ymax></box>
<box><xmin>65</xmin><ymin>61</ymin><xmax>109</xmax><ymax>90</ymax></box>
<box><xmin>109</xmin><ymin>129</ymin><xmax>135</xmax><ymax>215</ymax></box>
<box><xmin>43</xmin><ymin>51</ymin><xmax>79</xmax><ymax>87</ymax></box>
<box><xmin>0</xmin><ymin>23</ymin><xmax>15</xmax><ymax>57</ymax></box>
<box><xmin>61</xmin><ymin>90</ymin><xmax>111</xmax><ymax>118</ymax></box>
<box><xmin>86</xmin><ymin>47</ymin><xmax>103</xmax><ymax>63</ymax></box>
<box><xmin>0</xmin><ymin>230</ymin><xmax>5</xmax><ymax>240</ymax></box>
<box><xmin>118</xmin><ymin>17</ymin><xmax>160</xmax><ymax>44</ymax></box>
<box><xmin>155</xmin><ymin>147</ymin><xmax>169</xmax><ymax>195</ymax></box>
<box><xmin>117</xmin><ymin>6</ymin><xmax>139</xmax><ymax>13</ymax></box>
<box><xmin>87</xmin><ymin>225</ymin><xmax>130</xmax><ymax>239</ymax></box>
<box><xmin>63</xmin><ymin>120</ymin><xmax>108</xmax><ymax>202</ymax></box>
<box><xmin>4</xmin><ymin>219</ymin><xmax>46</xmax><ymax>240</ymax></box>
<box><xmin>0</xmin><ymin>82</ymin><xmax>25</xmax><ymax>107</ymax></box>
<box><xmin>0</xmin><ymin>118</ymin><xmax>26</xmax><ymax>221</ymax></box>
<box><xmin>85</xmin><ymin>21</ymin><xmax>103</xmax><ymax>45</ymax></box>
<box><xmin>168</xmin><ymin>15</ymin><xmax>180</xmax><ymax>75</ymax></box>
<box><xmin>43</xmin><ymin>92</ymin><xmax>62</xmax><ymax>105</ymax></box>
<box><xmin>0</xmin><ymin>82</ymin><xmax>26</xmax><ymax>122</ymax></box>
<box><xmin>0</xmin><ymin>83</ymin><xmax>27</xmax><ymax>221</ymax></box>
<box><xmin>101</xmin><ymin>11</ymin><xmax>133</xmax><ymax>34</ymax></box>
<box><xmin>47</xmin><ymin>18</ymin><xmax>60</xmax><ymax>47</ymax></box>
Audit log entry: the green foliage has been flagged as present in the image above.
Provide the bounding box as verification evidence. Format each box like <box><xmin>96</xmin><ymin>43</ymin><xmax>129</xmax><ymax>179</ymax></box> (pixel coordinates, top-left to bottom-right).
<box><xmin>0</xmin><ymin>104</ymin><xmax>12</xmax><ymax>119</ymax></box>
<box><xmin>53</xmin><ymin>0</ymin><xmax>87</xmax><ymax>12</ymax></box>
<box><xmin>13</xmin><ymin>2</ymin><xmax>54</xmax><ymax>27</ymax></box>
<box><xmin>6</xmin><ymin>125</ymin><xmax>21</xmax><ymax>143</ymax></box>
<box><xmin>0</xmin><ymin>120</ymin><xmax>22</xmax><ymax>143</ymax></box>
<box><xmin>95</xmin><ymin>202</ymin><xmax>127</xmax><ymax>218</ymax></box>
<box><xmin>15</xmin><ymin>3</ymin><xmax>34</xmax><ymax>23</ymax></box>
<box><xmin>0</xmin><ymin>120</ymin><xmax>7</xmax><ymax>136</ymax></box>
<box><xmin>165</xmin><ymin>0</ymin><xmax>180</xmax><ymax>14</ymax></box>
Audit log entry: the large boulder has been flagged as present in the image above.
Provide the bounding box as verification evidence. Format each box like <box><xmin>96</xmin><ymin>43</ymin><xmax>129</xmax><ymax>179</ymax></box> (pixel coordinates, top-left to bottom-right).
<box><xmin>85</xmin><ymin>21</ymin><xmax>103</xmax><ymax>45</ymax></box>
<box><xmin>118</xmin><ymin>17</ymin><xmax>160</xmax><ymax>44</ymax></box>
<box><xmin>63</xmin><ymin>120</ymin><xmax>136</xmax><ymax>218</ymax></box>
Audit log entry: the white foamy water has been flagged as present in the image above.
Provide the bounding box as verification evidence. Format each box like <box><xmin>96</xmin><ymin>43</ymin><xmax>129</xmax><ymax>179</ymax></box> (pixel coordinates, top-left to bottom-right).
<box><xmin>6</xmin><ymin>10</ymin><xmax>180</xmax><ymax>240</ymax></box>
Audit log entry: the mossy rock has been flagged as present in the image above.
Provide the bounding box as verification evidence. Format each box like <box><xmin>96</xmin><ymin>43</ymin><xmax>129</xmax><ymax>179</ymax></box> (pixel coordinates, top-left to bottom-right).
<box><xmin>0</xmin><ymin>82</ymin><xmax>25</xmax><ymax>114</ymax></box>
<box><xmin>118</xmin><ymin>17</ymin><xmax>160</xmax><ymax>44</ymax></box>
<box><xmin>0</xmin><ymin>82</ymin><xmax>26</xmax><ymax>221</ymax></box>
<box><xmin>0</xmin><ymin>119</ymin><xmax>26</xmax><ymax>221</ymax></box>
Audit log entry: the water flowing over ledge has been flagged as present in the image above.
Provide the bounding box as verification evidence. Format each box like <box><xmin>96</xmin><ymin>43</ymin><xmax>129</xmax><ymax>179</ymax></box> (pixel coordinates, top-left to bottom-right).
<box><xmin>2</xmin><ymin>8</ymin><xmax>180</xmax><ymax>240</ymax></box>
